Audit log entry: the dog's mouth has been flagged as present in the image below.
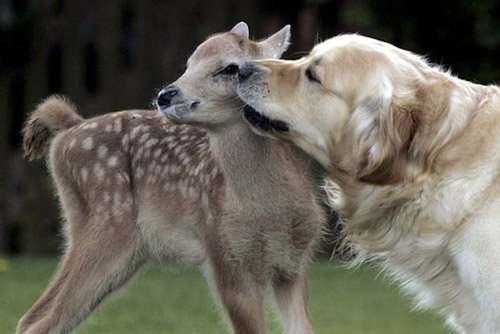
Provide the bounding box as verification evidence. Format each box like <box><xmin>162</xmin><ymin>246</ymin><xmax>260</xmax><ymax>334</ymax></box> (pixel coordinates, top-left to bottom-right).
<box><xmin>243</xmin><ymin>105</ymin><xmax>289</xmax><ymax>132</ymax></box>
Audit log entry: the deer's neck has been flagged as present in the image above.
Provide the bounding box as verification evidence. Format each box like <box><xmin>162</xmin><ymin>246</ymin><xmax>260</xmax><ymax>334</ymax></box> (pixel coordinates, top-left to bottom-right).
<box><xmin>208</xmin><ymin>122</ymin><xmax>283</xmax><ymax>203</ymax></box>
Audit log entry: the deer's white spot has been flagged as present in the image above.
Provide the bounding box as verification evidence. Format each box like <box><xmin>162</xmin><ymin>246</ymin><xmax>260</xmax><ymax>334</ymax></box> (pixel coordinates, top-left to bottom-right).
<box><xmin>160</xmin><ymin>154</ymin><xmax>169</xmax><ymax>163</ymax></box>
<box><xmin>81</xmin><ymin>167</ymin><xmax>88</xmax><ymax>182</ymax></box>
<box><xmin>94</xmin><ymin>163</ymin><xmax>105</xmax><ymax>181</ymax></box>
<box><xmin>82</xmin><ymin>122</ymin><xmax>97</xmax><ymax>130</ymax></box>
<box><xmin>174</xmin><ymin>145</ymin><xmax>183</xmax><ymax>155</ymax></box>
<box><xmin>193</xmin><ymin>165</ymin><xmax>202</xmax><ymax>176</ymax></box>
<box><xmin>201</xmin><ymin>191</ymin><xmax>210</xmax><ymax>221</ymax></box>
<box><xmin>153</xmin><ymin>148</ymin><xmax>162</xmax><ymax>159</ymax></box>
<box><xmin>165</xmin><ymin>164</ymin><xmax>173</xmax><ymax>175</ymax></box>
<box><xmin>148</xmin><ymin>162</ymin><xmax>156</xmax><ymax>174</ymax></box>
<box><xmin>125</xmin><ymin>194</ymin><xmax>133</xmax><ymax>206</ymax></box>
<box><xmin>167</xmin><ymin>141</ymin><xmax>177</xmax><ymax>150</ymax></box>
<box><xmin>130</xmin><ymin>125</ymin><xmax>143</xmax><ymax>139</ymax></box>
<box><xmin>103</xmin><ymin>211</ymin><xmax>111</xmax><ymax>222</ymax></box>
<box><xmin>178</xmin><ymin>151</ymin><xmax>186</xmax><ymax>161</ymax></box>
<box><xmin>139</xmin><ymin>133</ymin><xmax>150</xmax><ymax>143</ymax></box>
<box><xmin>134</xmin><ymin>147</ymin><xmax>144</xmax><ymax>162</ymax></box>
<box><xmin>162</xmin><ymin>165</ymin><xmax>169</xmax><ymax>176</ymax></box>
<box><xmin>211</xmin><ymin>167</ymin><xmax>219</xmax><ymax>180</ymax></box>
<box><xmin>178</xmin><ymin>184</ymin><xmax>187</xmax><ymax>198</ymax></box>
<box><xmin>122</xmin><ymin>134</ymin><xmax>129</xmax><ymax>148</ymax></box>
<box><xmin>154</xmin><ymin>164</ymin><xmax>162</xmax><ymax>175</ymax></box>
<box><xmin>112</xmin><ymin>192</ymin><xmax>121</xmax><ymax>217</ymax></box>
<box><xmin>206</xmin><ymin>212</ymin><xmax>214</xmax><ymax>224</ymax></box>
<box><xmin>98</xmin><ymin>145</ymin><xmax>108</xmax><ymax>159</ymax></box>
<box><xmin>108</xmin><ymin>155</ymin><xmax>119</xmax><ymax>167</ymax></box>
<box><xmin>136</xmin><ymin>167</ymin><xmax>144</xmax><ymax>179</ymax></box>
<box><xmin>145</xmin><ymin>138</ymin><xmax>159</xmax><ymax>148</ymax></box>
<box><xmin>116</xmin><ymin>173</ymin><xmax>125</xmax><ymax>184</ymax></box>
<box><xmin>163</xmin><ymin>182</ymin><xmax>174</xmax><ymax>192</ymax></box>
<box><xmin>113</xmin><ymin>118</ymin><xmax>122</xmax><ymax>133</ymax></box>
<box><xmin>188</xmin><ymin>186</ymin><xmax>197</xmax><ymax>197</ymax></box>
<box><xmin>82</xmin><ymin>137</ymin><xmax>93</xmax><ymax>150</ymax></box>
<box><xmin>198</xmin><ymin>160</ymin><xmax>206</xmax><ymax>171</ymax></box>
<box><xmin>183</xmin><ymin>155</ymin><xmax>192</xmax><ymax>167</ymax></box>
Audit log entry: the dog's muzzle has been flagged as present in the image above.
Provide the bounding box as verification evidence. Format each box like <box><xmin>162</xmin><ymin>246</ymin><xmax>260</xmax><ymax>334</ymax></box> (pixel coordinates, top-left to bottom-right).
<box><xmin>243</xmin><ymin>105</ymin><xmax>289</xmax><ymax>132</ymax></box>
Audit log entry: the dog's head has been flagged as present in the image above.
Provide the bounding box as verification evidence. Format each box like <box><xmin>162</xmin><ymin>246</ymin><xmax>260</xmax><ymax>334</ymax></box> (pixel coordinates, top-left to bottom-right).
<box><xmin>237</xmin><ymin>34</ymin><xmax>443</xmax><ymax>184</ymax></box>
<box><xmin>156</xmin><ymin>22</ymin><xmax>290</xmax><ymax>129</ymax></box>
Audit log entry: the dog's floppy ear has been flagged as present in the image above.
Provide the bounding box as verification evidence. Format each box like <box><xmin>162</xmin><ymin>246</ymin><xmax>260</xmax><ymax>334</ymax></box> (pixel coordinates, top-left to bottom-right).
<box><xmin>259</xmin><ymin>25</ymin><xmax>291</xmax><ymax>58</ymax></box>
<box><xmin>230</xmin><ymin>22</ymin><xmax>249</xmax><ymax>38</ymax></box>
<box><xmin>352</xmin><ymin>78</ymin><xmax>418</xmax><ymax>184</ymax></box>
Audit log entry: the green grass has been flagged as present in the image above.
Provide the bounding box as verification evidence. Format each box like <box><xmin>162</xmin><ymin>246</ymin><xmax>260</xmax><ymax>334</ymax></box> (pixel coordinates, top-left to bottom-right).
<box><xmin>0</xmin><ymin>257</ymin><xmax>452</xmax><ymax>334</ymax></box>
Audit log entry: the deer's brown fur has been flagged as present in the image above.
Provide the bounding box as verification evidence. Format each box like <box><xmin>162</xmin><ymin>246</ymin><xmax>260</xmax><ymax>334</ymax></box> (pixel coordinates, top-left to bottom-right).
<box><xmin>17</xmin><ymin>23</ymin><xmax>325</xmax><ymax>334</ymax></box>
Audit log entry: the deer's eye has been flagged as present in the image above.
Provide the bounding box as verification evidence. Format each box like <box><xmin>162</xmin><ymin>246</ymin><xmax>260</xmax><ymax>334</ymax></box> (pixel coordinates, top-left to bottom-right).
<box><xmin>305</xmin><ymin>68</ymin><xmax>321</xmax><ymax>84</ymax></box>
<box><xmin>218</xmin><ymin>64</ymin><xmax>239</xmax><ymax>76</ymax></box>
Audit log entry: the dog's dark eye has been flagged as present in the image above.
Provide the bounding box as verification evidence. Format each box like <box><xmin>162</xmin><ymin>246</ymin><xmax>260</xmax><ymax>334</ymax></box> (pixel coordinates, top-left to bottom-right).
<box><xmin>218</xmin><ymin>64</ymin><xmax>239</xmax><ymax>76</ymax></box>
<box><xmin>305</xmin><ymin>68</ymin><xmax>321</xmax><ymax>84</ymax></box>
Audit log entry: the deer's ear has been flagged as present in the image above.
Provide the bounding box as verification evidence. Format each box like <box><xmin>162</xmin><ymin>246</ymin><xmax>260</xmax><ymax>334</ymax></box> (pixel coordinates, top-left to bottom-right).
<box><xmin>259</xmin><ymin>25</ymin><xmax>291</xmax><ymax>58</ymax></box>
<box><xmin>230</xmin><ymin>22</ymin><xmax>249</xmax><ymax>39</ymax></box>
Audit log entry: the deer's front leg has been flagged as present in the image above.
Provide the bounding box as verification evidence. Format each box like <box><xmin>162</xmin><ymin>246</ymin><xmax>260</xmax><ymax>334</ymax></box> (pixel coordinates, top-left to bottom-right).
<box><xmin>206</xmin><ymin>240</ymin><xmax>266</xmax><ymax>334</ymax></box>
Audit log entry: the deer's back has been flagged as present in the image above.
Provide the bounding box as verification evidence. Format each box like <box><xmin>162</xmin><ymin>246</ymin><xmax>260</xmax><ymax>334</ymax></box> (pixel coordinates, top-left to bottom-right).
<box><xmin>49</xmin><ymin>110</ymin><xmax>223</xmax><ymax>264</ymax></box>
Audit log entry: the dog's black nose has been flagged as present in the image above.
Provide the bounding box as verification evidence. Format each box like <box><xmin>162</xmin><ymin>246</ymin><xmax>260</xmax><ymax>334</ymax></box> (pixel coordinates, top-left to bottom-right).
<box><xmin>157</xmin><ymin>86</ymin><xmax>179</xmax><ymax>107</ymax></box>
<box><xmin>238</xmin><ymin>62</ymin><xmax>256</xmax><ymax>81</ymax></box>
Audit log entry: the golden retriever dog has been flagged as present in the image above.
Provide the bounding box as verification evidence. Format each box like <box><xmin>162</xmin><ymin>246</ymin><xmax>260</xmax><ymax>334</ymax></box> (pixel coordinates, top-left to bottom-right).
<box><xmin>237</xmin><ymin>34</ymin><xmax>500</xmax><ymax>333</ymax></box>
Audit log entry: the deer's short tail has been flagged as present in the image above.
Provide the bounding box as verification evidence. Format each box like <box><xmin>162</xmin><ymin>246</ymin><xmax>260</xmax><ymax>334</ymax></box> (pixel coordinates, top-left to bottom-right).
<box><xmin>23</xmin><ymin>95</ymin><xmax>84</xmax><ymax>160</ymax></box>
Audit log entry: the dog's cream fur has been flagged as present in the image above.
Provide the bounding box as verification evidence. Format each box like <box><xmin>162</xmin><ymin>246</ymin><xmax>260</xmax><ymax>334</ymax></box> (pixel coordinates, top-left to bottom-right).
<box><xmin>238</xmin><ymin>34</ymin><xmax>500</xmax><ymax>333</ymax></box>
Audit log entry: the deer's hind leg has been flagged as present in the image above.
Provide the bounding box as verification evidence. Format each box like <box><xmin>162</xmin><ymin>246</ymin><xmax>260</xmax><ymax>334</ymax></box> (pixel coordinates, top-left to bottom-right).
<box><xmin>17</xmin><ymin>185</ymin><xmax>144</xmax><ymax>334</ymax></box>
<box><xmin>272</xmin><ymin>269</ymin><xmax>313</xmax><ymax>334</ymax></box>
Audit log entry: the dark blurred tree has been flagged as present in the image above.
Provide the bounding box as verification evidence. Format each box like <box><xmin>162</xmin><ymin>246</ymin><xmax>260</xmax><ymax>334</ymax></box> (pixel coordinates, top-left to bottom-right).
<box><xmin>1</xmin><ymin>0</ymin><xmax>500</xmax><ymax>255</ymax></box>
<box><xmin>335</xmin><ymin>0</ymin><xmax>500</xmax><ymax>84</ymax></box>
<box><xmin>0</xmin><ymin>0</ymin><xmax>35</xmax><ymax>253</ymax></box>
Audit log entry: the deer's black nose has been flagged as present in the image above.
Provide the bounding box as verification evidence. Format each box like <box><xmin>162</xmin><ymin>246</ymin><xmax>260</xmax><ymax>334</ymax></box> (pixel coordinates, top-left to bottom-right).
<box><xmin>157</xmin><ymin>86</ymin><xmax>179</xmax><ymax>107</ymax></box>
<box><xmin>238</xmin><ymin>62</ymin><xmax>256</xmax><ymax>81</ymax></box>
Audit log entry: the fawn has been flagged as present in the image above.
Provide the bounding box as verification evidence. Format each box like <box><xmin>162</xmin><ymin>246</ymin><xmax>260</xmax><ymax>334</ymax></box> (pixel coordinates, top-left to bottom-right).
<box><xmin>18</xmin><ymin>22</ymin><xmax>325</xmax><ymax>334</ymax></box>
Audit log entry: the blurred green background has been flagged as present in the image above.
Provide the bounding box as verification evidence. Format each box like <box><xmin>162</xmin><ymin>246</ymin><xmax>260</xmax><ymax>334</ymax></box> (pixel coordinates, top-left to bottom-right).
<box><xmin>1</xmin><ymin>258</ymin><xmax>452</xmax><ymax>333</ymax></box>
<box><xmin>1</xmin><ymin>0</ymin><xmax>499</xmax><ymax>333</ymax></box>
